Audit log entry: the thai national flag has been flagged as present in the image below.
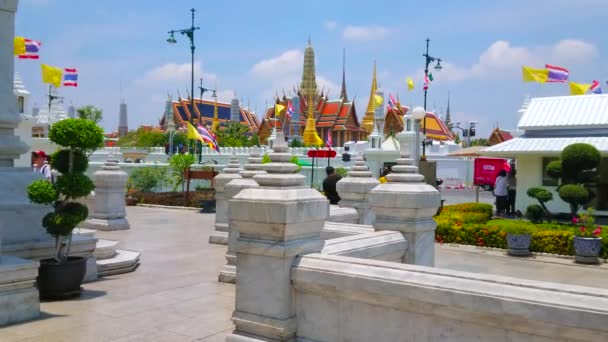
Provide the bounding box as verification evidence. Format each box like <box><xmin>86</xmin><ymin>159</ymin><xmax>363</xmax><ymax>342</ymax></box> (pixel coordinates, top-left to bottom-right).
<box><xmin>325</xmin><ymin>130</ymin><xmax>333</xmax><ymax>149</ymax></box>
<box><xmin>287</xmin><ymin>102</ymin><xmax>294</xmax><ymax>120</ymax></box>
<box><xmin>18</xmin><ymin>39</ymin><xmax>41</xmax><ymax>59</ymax></box>
<box><xmin>545</xmin><ymin>64</ymin><xmax>569</xmax><ymax>83</ymax></box>
<box><xmin>590</xmin><ymin>80</ymin><xmax>602</xmax><ymax>94</ymax></box>
<box><xmin>423</xmin><ymin>74</ymin><xmax>429</xmax><ymax>90</ymax></box>
<box><xmin>388</xmin><ymin>94</ymin><xmax>397</xmax><ymax>109</ymax></box>
<box><xmin>197</xmin><ymin>124</ymin><xmax>219</xmax><ymax>152</ymax></box>
<box><xmin>63</xmin><ymin>68</ymin><xmax>78</xmax><ymax>87</ymax></box>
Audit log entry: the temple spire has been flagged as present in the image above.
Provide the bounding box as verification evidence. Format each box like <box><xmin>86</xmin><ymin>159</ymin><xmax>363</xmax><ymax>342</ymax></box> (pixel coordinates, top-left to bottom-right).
<box><xmin>212</xmin><ymin>88</ymin><xmax>219</xmax><ymax>132</ymax></box>
<box><xmin>300</xmin><ymin>38</ymin><xmax>317</xmax><ymax>101</ymax></box>
<box><xmin>340</xmin><ymin>48</ymin><xmax>348</xmax><ymax>101</ymax></box>
<box><xmin>362</xmin><ymin>61</ymin><xmax>377</xmax><ymax>135</ymax></box>
<box><xmin>445</xmin><ymin>91</ymin><xmax>453</xmax><ymax>131</ymax></box>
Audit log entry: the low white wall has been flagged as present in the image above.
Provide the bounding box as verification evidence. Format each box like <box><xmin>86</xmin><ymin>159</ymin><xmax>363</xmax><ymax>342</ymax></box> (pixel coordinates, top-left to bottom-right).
<box><xmin>321</xmin><ymin>231</ymin><xmax>407</xmax><ymax>262</ymax></box>
<box><xmin>292</xmin><ymin>254</ymin><xmax>608</xmax><ymax>341</ymax></box>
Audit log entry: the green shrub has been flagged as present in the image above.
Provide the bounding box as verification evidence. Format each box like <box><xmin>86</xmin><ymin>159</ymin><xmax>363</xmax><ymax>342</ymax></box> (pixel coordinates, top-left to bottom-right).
<box><xmin>129</xmin><ymin>167</ymin><xmax>167</xmax><ymax>192</ymax></box>
<box><xmin>525</xmin><ymin>204</ymin><xmax>544</xmax><ymax>223</ymax></box>
<box><xmin>261</xmin><ymin>154</ymin><xmax>271</xmax><ymax>164</ymax></box>
<box><xmin>440</xmin><ymin>203</ymin><xmax>493</xmax><ymax>219</ymax></box>
<box><xmin>335</xmin><ymin>167</ymin><xmax>348</xmax><ymax>178</ymax></box>
<box><xmin>526</xmin><ymin>187</ymin><xmax>553</xmax><ymax>203</ymax></box>
<box><xmin>55</xmin><ymin>174</ymin><xmax>95</xmax><ymax>200</ymax></box>
<box><xmin>27</xmin><ymin>179</ymin><xmax>58</xmax><ymax>205</ymax></box>
<box><xmin>559</xmin><ymin>184</ymin><xmax>589</xmax><ymax>214</ymax></box>
<box><xmin>290</xmin><ymin>156</ymin><xmax>302</xmax><ymax>172</ymax></box>
<box><xmin>545</xmin><ymin>160</ymin><xmax>562</xmax><ymax>179</ymax></box>
<box><xmin>561</xmin><ymin>143</ymin><xmax>601</xmax><ymax>178</ymax></box>
<box><xmin>50</xmin><ymin>149</ymin><xmax>88</xmax><ymax>174</ymax></box>
<box><xmin>48</xmin><ymin>118</ymin><xmax>104</xmax><ymax>150</ymax></box>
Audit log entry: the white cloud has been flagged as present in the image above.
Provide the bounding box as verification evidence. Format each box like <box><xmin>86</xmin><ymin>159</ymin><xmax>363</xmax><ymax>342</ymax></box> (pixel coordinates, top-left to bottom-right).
<box><xmin>342</xmin><ymin>25</ymin><xmax>390</xmax><ymax>41</ymax></box>
<box><xmin>250</xmin><ymin>50</ymin><xmax>303</xmax><ymax>79</ymax></box>
<box><xmin>324</xmin><ymin>20</ymin><xmax>337</xmax><ymax>31</ymax></box>
<box><xmin>436</xmin><ymin>39</ymin><xmax>598</xmax><ymax>82</ymax></box>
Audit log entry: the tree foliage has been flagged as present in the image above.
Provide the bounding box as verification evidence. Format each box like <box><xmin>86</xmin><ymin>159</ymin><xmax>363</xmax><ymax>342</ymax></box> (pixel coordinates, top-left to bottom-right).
<box><xmin>49</xmin><ymin>118</ymin><xmax>104</xmax><ymax>151</ymax></box>
<box><xmin>76</xmin><ymin>105</ymin><xmax>103</xmax><ymax>124</ymax></box>
<box><xmin>168</xmin><ymin>153</ymin><xmax>196</xmax><ymax>191</ymax></box>
<box><xmin>117</xmin><ymin>127</ymin><xmax>188</xmax><ymax>148</ymax></box>
<box><xmin>215</xmin><ymin>122</ymin><xmax>254</xmax><ymax>147</ymax></box>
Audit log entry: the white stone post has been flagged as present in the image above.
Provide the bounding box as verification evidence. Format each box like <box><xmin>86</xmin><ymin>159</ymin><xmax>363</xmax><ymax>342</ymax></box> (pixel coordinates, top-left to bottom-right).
<box><xmin>336</xmin><ymin>153</ymin><xmax>379</xmax><ymax>225</ymax></box>
<box><xmin>84</xmin><ymin>158</ymin><xmax>130</xmax><ymax>231</ymax></box>
<box><xmin>209</xmin><ymin>153</ymin><xmax>242</xmax><ymax>245</ymax></box>
<box><xmin>368</xmin><ymin>152</ymin><xmax>441</xmax><ymax>266</ymax></box>
<box><xmin>227</xmin><ymin>132</ymin><xmax>328</xmax><ymax>341</ymax></box>
<box><xmin>219</xmin><ymin>148</ymin><xmax>266</xmax><ymax>283</ymax></box>
<box><xmin>0</xmin><ymin>0</ymin><xmax>41</xmax><ymax>326</ymax></box>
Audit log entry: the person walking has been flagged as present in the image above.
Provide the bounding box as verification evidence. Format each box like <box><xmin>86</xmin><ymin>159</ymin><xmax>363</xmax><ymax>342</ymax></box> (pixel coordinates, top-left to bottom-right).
<box><xmin>32</xmin><ymin>150</ymin><xmax>52</xmax><ymax>181</ymax></box>
<box><xmin>322</xmin><ymin>166</ymin><xmax>342</xmax><ymax>205</ymax></box>
<box><xmin>494</xmin><ymin>169</ymin><xmax>508</xmax><ymax>217</ymax></box>
<box><xmin>506</xmin><ymin>169</ymin><xmax>517</xmax><ymax>216</ymax></box>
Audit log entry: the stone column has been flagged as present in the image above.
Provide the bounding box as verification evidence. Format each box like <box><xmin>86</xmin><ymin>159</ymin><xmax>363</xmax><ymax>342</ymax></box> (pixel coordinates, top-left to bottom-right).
<box><xmin>227</xmin><ymin>132</ymin><xmax>328</xmax><ymax>342</ymax></box>
<box><xmin>209</xmin><ymin>153</ymin><xmax>242</xmax><ymax>245</ymax></box>
<box><xmin>84</xmin><ymin>158</ymin><xmax>130</xmax><ymax>231</ymax></box>
<box><xmin>0</xmin><ymin>0</ymin><xmax>41</xmax><ymax>326</ymax></box>
<box><xmin>368</xmin><ymin>152</ymin><xmax>440</xmax><ymax>266</ymax></box>
<box><xmin>336</xmin><ymin>153</ymin><xmax>379</xmax><ymax>225</ymax></box>
<box><xmin>218</xmin><ymin>148</ymin><xmax>266</xmax><ymax>283</ymax></box>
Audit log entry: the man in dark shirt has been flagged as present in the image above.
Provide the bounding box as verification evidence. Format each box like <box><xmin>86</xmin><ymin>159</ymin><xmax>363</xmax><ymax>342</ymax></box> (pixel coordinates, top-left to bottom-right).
<box><xmin>322</xmin><ymin>166</ymin><xmax>342</xmax><ymax>205</ymax></box>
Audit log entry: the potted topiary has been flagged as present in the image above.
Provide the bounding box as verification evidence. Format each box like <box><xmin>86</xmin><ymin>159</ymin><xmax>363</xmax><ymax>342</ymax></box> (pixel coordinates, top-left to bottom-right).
<box><xmin>572</xmin><ymin>208</ymin><xmax>602</xmax><ymax>264</ymax></box>
<box><xmin>504</xmin><ymin>224</ymin><xmax>533</xmax><ymax>256</ymax></box>
<box><xmin>26</xmin><ymin>118</ymin><xmax>104</xmax><ymax>299</ymax></box>
<box><xmin>526</xmin><ymin>187</ymin><xmax>553</xmax><ymax>222</ymax></box>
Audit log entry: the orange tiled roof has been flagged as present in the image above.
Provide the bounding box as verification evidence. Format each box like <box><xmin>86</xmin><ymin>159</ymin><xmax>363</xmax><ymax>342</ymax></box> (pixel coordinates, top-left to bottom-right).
<box><xmin>420</xmin><ymin>112</ymin><xmax>454</xmax><ymax>141</ymax></box>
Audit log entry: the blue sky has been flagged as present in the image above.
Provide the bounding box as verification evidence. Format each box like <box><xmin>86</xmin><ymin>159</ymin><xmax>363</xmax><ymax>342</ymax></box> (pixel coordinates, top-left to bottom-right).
<box><xmin>14</xmin><ymin>0</ymin><xmax>608</xmax><ymax>137</ymax></box>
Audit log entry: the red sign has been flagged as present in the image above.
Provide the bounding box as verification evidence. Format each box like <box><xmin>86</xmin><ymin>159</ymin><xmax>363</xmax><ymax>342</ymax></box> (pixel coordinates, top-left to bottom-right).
<box><xmin>307</xmin><ymin>150</ymin><xmax>337</xmax><ymax>158</ymax></box>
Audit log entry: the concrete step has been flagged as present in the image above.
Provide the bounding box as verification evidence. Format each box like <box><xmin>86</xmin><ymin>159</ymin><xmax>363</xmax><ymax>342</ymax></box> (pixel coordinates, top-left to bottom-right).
<box><xmin>72</xmin><ymin>228</ymin><xmax>97</xmax><ymax>238</ymax></box>
<box><xmin>97</xmin><ymin>249</ymin><xmax>141</xmax><ymax>277</ymax></box>
<box><xmin>328</xmin><ymin>205</ymin><xmax>359</xmax><ymax>224</ymax></box>
<box><xmin>94</xmin><ymin>239</ymin><xmax>118</xmax><ymax>260</ymax></box>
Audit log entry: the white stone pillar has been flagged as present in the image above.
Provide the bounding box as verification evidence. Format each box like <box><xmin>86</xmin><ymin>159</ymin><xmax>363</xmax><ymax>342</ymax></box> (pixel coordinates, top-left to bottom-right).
<box><xmin>227</xmin><ymin>132</ymin><xmax>328</xmax><ymax>342</ymax></box>
<box><xmin>0</xmin><ymin>0</ymin><xmax>41</xmax><ymax>326</ymax></box>
<box><xmin>209</xmin><ymin>153</ymin><xmax>242</xmax><ymax>245</ymax></box>
<box><xmin>84</xmin><ymin>159</ymin><xmax>130</xmax><ymax>231</ymax></box>
<box><xmin>336</xmin><ymin>153</ymin><xmax>379</xmax><ymax>225</ymax></box>
<box><xmin>368</xmin><ymin>152</ymin><xmax>441</xmax><ymax>266</ymax></box>
<box><xmin>218</xmin><ymin>148</ymin><xmax>265</xmax><ymax>283</ymax></box>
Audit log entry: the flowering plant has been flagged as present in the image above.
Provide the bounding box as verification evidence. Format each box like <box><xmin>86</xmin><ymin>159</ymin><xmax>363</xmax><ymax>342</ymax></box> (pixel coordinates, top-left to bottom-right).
<box><xmin>573</xmin><ymin>208</ymin><xmax>602</xmax><ymax>238</ymax></box>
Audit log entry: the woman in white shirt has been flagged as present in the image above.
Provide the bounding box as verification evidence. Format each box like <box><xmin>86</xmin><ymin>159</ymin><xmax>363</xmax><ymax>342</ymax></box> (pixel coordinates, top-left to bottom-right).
<box><xmin>494</xmin><ymin>170</ymin><xmax>508</xmax><ymax>216</ymax></box>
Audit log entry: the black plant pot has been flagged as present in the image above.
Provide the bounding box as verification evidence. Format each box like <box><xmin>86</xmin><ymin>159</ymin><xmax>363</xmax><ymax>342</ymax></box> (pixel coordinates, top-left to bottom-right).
<box><xmin>37</xmin><ymin>256</ymin><xmax>87</xmax><ymax>300</ymax></box>
<box><xmin>506</xmin><ymin>233</ymin><xmax>532</xmax><ymax>256</ymax></box>
<box><xmin>199</xmin><ymin>199</ymin><xmax>216</xmax><ymax>213</ymax></box>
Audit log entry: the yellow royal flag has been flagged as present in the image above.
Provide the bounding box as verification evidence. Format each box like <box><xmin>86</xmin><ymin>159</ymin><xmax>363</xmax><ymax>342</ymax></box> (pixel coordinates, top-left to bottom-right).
<box><xmin>569</xmin><ymin>82</ymin><xmax>591</xmax><ymax>96</ymax></box>
<box><xmin>41</xmin><ymin>64</ymin><xmax>63</xmax><ymax>88</ymax></box>
<box><xmin>186</xmin><ymin>122</ymin><xmax>204</xmax><ymax>142</ymax></box>
<box><xmin>406</xmin><ymin>77</ymin><xmax>415</xmax><ymax>91</ymax></box>
<box><xmin>374</xmin><ymin>94</ymin><xmax>383</xmax><ymax>106</ymax></box>
<box><xmin>522</xmin><ymin>66</ymin><xmax>548</xmax><ymax>83</ymax></box>
<box><xmin>274</xmin><ymin>103</ymin><xmax>285</xmax><ymax>117</ymax></box>
<box><xmin>14</xmin><ymin>36</ymin><xmax>25</xmax><ymax>55</ymax></box>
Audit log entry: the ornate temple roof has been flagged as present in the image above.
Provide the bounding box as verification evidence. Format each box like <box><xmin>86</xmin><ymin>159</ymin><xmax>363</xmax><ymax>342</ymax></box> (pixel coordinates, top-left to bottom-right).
<box><xmin>161</xmin><ymin>98</ymin><xmax>260</xmax><ymax>132</ymax></box>
<box><xmin>488</xmin><ymin>128</ymin><xmax>513</xmax><ymax>146</ymax></box>
<box><xmin>421</xmin><ymin>112</ymin><xmax>454</xmax><ymax>141</ymax></box>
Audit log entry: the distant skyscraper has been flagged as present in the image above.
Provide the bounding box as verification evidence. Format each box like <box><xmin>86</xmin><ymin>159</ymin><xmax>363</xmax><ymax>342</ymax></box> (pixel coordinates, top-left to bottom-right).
<box><xmin>118</xmin><ymin>100</ymin><xmax>128</xmax><ymax>137</ymax></box>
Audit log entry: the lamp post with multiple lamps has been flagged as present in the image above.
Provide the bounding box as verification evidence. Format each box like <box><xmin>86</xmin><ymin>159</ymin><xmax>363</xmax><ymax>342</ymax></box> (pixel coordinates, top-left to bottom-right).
<box><xmin>167</xmin><ymin>8</ymin><xmax>200</xmax><ymax>153</ymax></box>
<box><xmin>453</xmin><ymin>121</ymin><xmax>477</xmax><ymax>147</ymax></box>
<box><xmin>421</xmin><ymin>38</ymin><xmax>443</xmax><ymax>160</ymax></box>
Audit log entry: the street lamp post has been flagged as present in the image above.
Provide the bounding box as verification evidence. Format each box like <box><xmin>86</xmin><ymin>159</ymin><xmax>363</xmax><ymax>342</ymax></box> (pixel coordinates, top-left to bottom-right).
<box><xmin>454</xmin><ymin>121</ymin><xmax>477</xmax><ymax>147</ymax></box>
<box><xmin>167</xmin><ymin>8</ymin><xmax>200</xmax><ymax>152</ymax></box>
<box><xmin>421</xmin><ymin>38</ymin><xmax>443</xmax><ymax>160</ymax></box>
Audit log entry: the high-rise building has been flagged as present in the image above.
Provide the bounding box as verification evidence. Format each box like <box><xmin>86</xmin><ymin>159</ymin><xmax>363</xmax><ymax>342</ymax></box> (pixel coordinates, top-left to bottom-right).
<box><xmin>118</xmin><ymin>100</ymin><xmax>128</xmax><ymax>137</ymax></box>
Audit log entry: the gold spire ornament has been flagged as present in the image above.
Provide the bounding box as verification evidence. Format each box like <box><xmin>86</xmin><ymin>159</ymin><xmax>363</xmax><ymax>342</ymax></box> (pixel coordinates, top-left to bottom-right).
<box><xmin>362</xmin><ymin>61</ymin><xmax>377</xmax><ymax>135</ymax></box>
<box><xmin>300</xmin><ymin>38</ymin><xmax>323</xmax><ymax>146</ymax></box>
<box><xmin>211</xmin><ymin>89</ymin><xmax>219</xmax><ymax>133</ymax></box>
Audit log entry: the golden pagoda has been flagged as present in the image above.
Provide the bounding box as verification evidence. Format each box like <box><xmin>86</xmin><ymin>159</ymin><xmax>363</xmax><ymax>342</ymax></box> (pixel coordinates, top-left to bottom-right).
<box><xmin>211</xmin><ymin>90</ymin><xmax>220</xmax><ymax>133</ymax></box>
<box><xmin>301</xmin><ymin>39</ymin><xmax>323</xmax><ymax>146</ymax></box>
<box><xmin>361</xmin><ymin>61</ymin><xmax>377</xmax><ymax>136</ymax></box>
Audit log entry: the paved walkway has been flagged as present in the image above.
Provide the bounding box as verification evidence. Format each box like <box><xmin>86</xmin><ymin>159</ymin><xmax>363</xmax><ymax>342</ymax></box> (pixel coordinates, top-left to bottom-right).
<box><xmin>2</xmin><ymin>206</ymin><xmax>607</xmax><ymax>341</ymax></box>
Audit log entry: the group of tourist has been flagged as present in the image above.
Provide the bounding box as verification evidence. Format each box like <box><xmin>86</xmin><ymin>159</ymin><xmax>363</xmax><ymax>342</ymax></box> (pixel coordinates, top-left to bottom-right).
<box><xmin>493</xmin><ymin>169</ymin><xmax>517</xmax><ymax>217</ymax></box>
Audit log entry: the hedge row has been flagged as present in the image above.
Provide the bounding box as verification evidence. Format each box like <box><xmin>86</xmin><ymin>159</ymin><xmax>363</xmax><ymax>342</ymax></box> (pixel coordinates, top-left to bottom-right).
<box><xmin>435</xmin><ymin>204</ymin><xmax>607</xmax><ymax>259</ymax></box>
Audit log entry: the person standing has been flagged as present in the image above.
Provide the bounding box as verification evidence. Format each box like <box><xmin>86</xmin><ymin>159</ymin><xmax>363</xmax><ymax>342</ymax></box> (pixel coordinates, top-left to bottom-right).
<box><xmin>32</xmin><ymin>150</ymin><xmax>52</xmax><ymax>181</ymax></box>
<box><xmin>322</xmin><ymin>166</ymin><xmax>342</xmax><ymax>205</ymax></box>
<box><xmin>494</xmin><ymin>169</ymin><xmax>508</xmax><ymax>217</ymax></box>
<box><xmin>506</xmin><ymin>169</ymin><xmax>517</xmax><ymax>216</ymax></box>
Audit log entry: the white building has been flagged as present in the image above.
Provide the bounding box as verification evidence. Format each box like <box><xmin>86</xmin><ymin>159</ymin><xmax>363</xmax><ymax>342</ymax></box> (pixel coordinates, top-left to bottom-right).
<box><xmin>482</xmin><ymin>94</ymin><xmax>608</xmax><ymax>214</ymax></box>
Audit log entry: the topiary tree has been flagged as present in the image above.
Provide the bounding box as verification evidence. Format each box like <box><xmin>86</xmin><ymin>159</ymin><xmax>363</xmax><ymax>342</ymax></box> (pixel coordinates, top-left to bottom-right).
<box><xmin>27</xmin><ymin>118</ymin><xmax>103</xmax><ymax>263</ymax></box>
<box><xmin>525</xmin><ymin>204</ymin><xmax>544</xmax><ymax>223</ymax></box>
<box><xmin>526</xmin><ymin>186</ymin><xmax>553</xmax><ymax>222</ymax></box>
<box><xmin>545</xmin><ymin>143</ymin><xmax>600</xmax><ymax>219</ymax></box>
